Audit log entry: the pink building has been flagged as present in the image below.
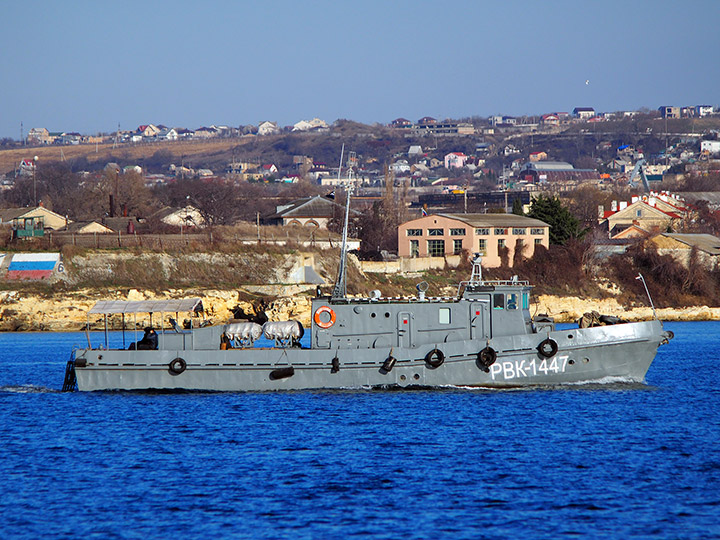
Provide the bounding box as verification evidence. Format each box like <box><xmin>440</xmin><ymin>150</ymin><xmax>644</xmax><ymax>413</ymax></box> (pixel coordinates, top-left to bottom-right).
<box><xmin>398</xmin><ymin>213</ymin><xmax>550</xmax><ymax>268</ymax></box>
<box><xmin>444</xmin><ymin>152</ymin><xmax>469</xmax><ymax>169</ymax></box>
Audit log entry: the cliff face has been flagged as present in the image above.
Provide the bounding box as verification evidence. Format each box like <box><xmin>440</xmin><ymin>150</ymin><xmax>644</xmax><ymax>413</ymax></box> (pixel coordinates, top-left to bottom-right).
<box><xmin>0</xmin><ymin>288</ymin><xmax>314</xmax><ymax>332</ymax></box>
<box><xmin>1</xmin><ymin>287</ymin><xmax>717</xmax><ymax>334</ymax></box>
<box><xmin>0</xmin><ymin>249</ymin><xmax>718</xmax><ymax>332</ymax></box>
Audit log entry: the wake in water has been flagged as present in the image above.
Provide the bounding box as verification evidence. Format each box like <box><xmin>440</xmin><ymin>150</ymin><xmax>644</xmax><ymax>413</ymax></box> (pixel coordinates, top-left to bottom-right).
<box><xmin>445</xmin><ymin>376</ymin><xmax>655</xmax><ymax>392</ymax></box>
<box><xmin>0</xmin><ymin>384</ymin><xmax>60</xmax><ymax>394</ymax></box>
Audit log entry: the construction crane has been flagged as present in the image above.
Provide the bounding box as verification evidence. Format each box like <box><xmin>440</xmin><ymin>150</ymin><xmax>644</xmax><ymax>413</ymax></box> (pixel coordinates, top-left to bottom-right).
<box><xmin>628</xmin><ymin>159</ymin><xmax>651</xmax><ymax>192</ymax></box>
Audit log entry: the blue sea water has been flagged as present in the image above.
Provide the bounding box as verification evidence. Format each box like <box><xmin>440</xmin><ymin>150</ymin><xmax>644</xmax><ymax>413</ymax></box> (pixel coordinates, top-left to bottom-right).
<box><xmin>1</xmin><ymin>321</ymin><xmax>719</xmax><ymax>539</ymax></box>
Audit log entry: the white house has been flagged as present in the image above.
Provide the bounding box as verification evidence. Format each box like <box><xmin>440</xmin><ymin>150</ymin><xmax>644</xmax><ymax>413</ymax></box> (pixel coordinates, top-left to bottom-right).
<box><xmin>258</xmin><ymin>121</ymin><xmax>280</xmax><ymax>136</ymax></box>
<box><xmin>391</xmin><ymin>160</ymin><xmax>411</xmax><ymax>174</ymax></box>
<box><xmin>701</xmin><ymin>141</ymin><xmax>720</xmax><ymax>154</ymax></box>
<box><xmin>408</xmin><ymin>145</ymin><xmax>423</xmax><ymax>157</ymax></box>
<box><xmin>157</xmin><ymin>128</ymin><xmax>178</xmax><ymax>141</ymax></box>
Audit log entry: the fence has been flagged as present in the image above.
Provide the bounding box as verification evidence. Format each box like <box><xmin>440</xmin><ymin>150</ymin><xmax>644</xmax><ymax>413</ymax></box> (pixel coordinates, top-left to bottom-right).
<box><xmin>42</xmin><ymin>231</ymin><xmax>354</xmax><ymax>251</ymax></box>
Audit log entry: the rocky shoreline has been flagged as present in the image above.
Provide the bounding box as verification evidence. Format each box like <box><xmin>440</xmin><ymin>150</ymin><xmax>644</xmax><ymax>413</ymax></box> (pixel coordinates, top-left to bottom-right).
<box><xmin>0</xmin><ymin>288</ymin><xmax>717</xmax><ymax>333</ymax></box>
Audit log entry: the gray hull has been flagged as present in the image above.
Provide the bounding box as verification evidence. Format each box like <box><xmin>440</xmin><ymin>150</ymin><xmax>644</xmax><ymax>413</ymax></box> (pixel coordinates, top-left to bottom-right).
<box><xmin>74</xmin><ymin>320</ymin><xmax>665</xmax><ymax>392</ymax></box>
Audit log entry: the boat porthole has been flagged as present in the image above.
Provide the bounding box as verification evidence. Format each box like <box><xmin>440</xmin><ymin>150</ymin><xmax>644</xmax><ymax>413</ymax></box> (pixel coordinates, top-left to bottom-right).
<box><xmin>413</xmin><ymin>374</ymin><xmax>420</xmax><ymax>380</ymax></box>
<box><xmin>371</xmin><ymin>313</ymin><xmax>376</xmax><ymax>318</ymax></box>
<box><xmin>98</xmin><ymin>354</ymin><xmax>103</xmax><ymax>360</ymax></box>
<box><xmin>385</xmin><ymin>312</ymin><xmax>390</xmax><ymax>318</ymax></box>
<box><xmin>583</xmin><ymin>357</ymin><xmax>590</xmax><ymax>363</ymax></box>
<box><xmin>568</xmin><ymin>359</ymin><xmax>575</xmax><ymax>365</ymax></box>
<box><xmin>568</xmin><ymin>334</ymin><xmax>574</xmax><ymax>339</ymax></box>
<box><xmin>400</xmin><ymin>374</ymin><xmax>407</xmax><ymax>381</ymax></box>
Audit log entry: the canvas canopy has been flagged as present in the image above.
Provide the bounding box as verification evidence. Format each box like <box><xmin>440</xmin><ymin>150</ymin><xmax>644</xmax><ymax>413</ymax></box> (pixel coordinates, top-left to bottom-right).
<box><xmin>88</xmin><ymin>298</ymin><xmax>203</xmax><ymax>314</ymax></box>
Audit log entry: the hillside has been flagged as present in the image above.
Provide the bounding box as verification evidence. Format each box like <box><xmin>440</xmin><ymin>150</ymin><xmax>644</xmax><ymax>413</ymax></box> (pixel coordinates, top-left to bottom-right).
<box><xmin>0</xmin><ymin>243</ymin><xmax>719</xmax><ymax>332</ymax></box>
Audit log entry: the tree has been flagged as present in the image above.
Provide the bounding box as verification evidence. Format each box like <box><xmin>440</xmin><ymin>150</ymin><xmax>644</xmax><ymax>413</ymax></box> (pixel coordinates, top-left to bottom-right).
<box><xmin>527</xmin><ymin>194</ymin><xmax>585</xmax><ymax>245</ymax></box>
<box><xmin>159</xmin><ymin>178</ymin><xmax>240</xmax><ymax>226</ymax></box>
<box><xmin>511</xmin><ymin>197</ymin><xmax>524</xmax><ymax>216</ymax></box>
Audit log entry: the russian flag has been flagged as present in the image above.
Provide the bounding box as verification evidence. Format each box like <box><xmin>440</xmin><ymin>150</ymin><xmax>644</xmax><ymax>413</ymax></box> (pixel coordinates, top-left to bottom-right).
<box><xmin>421</xmin><ymin>207</ymin><xmax>428</xmax><ymax>217</ymax></box>
<box><xmin>7</xmin><ymin>253</ymin><xmax>60</xmax><ymax>280</ymax></box>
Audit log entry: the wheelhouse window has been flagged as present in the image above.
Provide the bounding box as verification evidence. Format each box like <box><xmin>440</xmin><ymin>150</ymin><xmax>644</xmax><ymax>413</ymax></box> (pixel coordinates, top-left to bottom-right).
<box><xmin>407</xmin><ymin>228</ymin><xmax>422</xmax><ymax>236</ymax></box>
<box><xmin>428</xmin><ymin>228</ymin><xmax>444</xmax><ymax>236</ymax></box>
<box><xmin>507</xmin><ymin>293</ymin><xmax>518</xmax><ymax>309</ymax></box>
<box><xmin>476</xmin><ymin>228</ymin><xmax>490</xmax><ymax>235</ymax></box>
<box><xmin>493</xmin><ymin>293</ymin><xmax>505</xmax><ymax>309</ymax></box>
<box><xmin>522</xmin><ymin>292</ymin><xmax>530</xmax><ymax>310</ymax></box>
<box><xmin>494</xmin><ymin>228</ymin><xmax>507</xmax><ymax>235</ymax></box>
<box><xmin>512</xmin><ymin>228</ymin><xmax>526</xmax><ymax>235</ymax></box>
<box><xmin>439</xmin><ymin>307</ymin><xmax>451</xmax><ymax>324</ymax></box>
<box><xmin>427</xmin><ymin>239</ymin><xmax>445</xmax><ymax>256</ymax></box>
<box><xmin>450</xmin><ymin>228</ymin><xmax>466</xmax><ymax>236</ymax></box>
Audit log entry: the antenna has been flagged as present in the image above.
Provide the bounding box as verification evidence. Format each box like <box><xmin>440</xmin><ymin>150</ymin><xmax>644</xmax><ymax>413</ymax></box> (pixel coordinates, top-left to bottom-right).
<box><xmin>20</xmin><ymin>121</ymin><xmax>24</xmax><ymax>145</ymax></box>
<box><xmin>331</xmin><ymin>186</ymin><xmax>353</xmax><ymax>300</ymax></box>
<box><xmin>336</xmin><ymin>143</ymin><xmax>344</xmax><ymax>184</ymax></box>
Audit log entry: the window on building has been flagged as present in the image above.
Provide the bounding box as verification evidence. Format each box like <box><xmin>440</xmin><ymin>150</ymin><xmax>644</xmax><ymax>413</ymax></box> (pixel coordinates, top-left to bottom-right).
<box><xmin>512</xmin><ymin>228</ymin><xmax>526</xmax><ymax>235</ymax></box>
<box><xmin>407</xmin><ymin>229</ymin><xmax>422</xmax><ymax>236</ymax></box>
<box><xmin>534</xmin><ymin>238</ymin><xmax>542</xmax><ymax>245</ymax></box>
<box><xmin>450</xmin><ymin>228</ymin><xmax>466</xmax><ymax>236</ymax></box>
<box><xmin>494</xmin><ymin>228</ymin><xmax>507</xmax><ymax>235</ymax></box>
<box><xmin>476</xmin><ymin>228</ymin><xmax>490</xmax><ymax>235</ymax></box>
<box><xmin>498</xmin><ymin>239</ymin><xmax>505</xmax><ymax>249</ymax></box>
<box><xmin>410</xmin><ymin>240</ymin><xmax>419</xmax><ymax>257</ymax></box>
<box><xmin>478</xmin><ymin>239</ymin><xmax>487</xmax><ymax>255</ymax></box>
<box><xmin>453</xmin><ymin>239</ymin><xmax>463</xmax><ymax>254</ymax></box>
<box><xmin>439</xmin><ymin>308</ymin><xmax>451</xmax><ymax>324</ymax></box>
<box><xmin>493</xmin><ymin>293</ymin><xmax>505</xmax><ymax>309</ymax></box>
<box><xmin>636</xmin><ymin>210</ymin><xmax>642</xmax><ymax>217</ymax></box>
<box><xmin>428</xmin><ymin>239</ymin><xmax>445</xmax><ymax>256</ymax></box>
<box><xmin>531</xmin><ymin>228</ymin><xmax>544</xmax><ymax>235</ymax></box>
<box><xmin>428</xmin><ymin>228</ymin><xmax>444</xmax><ymax>236</ymax></box>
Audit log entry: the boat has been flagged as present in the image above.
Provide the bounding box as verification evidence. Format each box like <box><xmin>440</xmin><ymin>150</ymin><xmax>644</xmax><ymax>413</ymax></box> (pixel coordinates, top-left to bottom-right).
<box><xmin>64</xmin><ymin>192</ymin><xmax>674</xmax><ymax>392</ymax></box>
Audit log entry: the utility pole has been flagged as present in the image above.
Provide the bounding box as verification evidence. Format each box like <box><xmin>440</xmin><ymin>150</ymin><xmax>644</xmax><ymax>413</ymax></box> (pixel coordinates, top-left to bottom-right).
<box><xmin>33</xmin><ymin>155</ymin><xmax>38</xmax><ymax>206</ymax></box>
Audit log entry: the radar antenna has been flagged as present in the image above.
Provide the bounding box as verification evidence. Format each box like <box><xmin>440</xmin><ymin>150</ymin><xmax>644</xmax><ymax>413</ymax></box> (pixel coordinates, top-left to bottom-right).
<box><xmin>469</xmin><ymin>253</ymin><xmax>483</xmax><ymax>284</ymax></box>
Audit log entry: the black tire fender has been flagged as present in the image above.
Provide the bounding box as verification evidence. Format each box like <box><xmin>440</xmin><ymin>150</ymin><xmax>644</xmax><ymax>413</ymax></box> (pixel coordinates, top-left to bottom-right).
<box><xmin>537</xmin><ymin>338</ymin><xmax>559</xmax><ymax>358</ymax></box>
<box><xmin>381</xmin><ymin>355</ymin><xmax>397</xmax><ymax>373</ymax></box>
<box><xmin>425</xmin><ymin>348</ymin><xmax>445</xmax><ymax>368</ymax></box>
<box><xmin>477</xmin><ymin>347</ymin><xmax>497</xmax><ymax>372</ymax></box>
<box><xmin>169</xmin><ymin>357</ymin><xmax>187</xmax><ymax>375</ymax></box>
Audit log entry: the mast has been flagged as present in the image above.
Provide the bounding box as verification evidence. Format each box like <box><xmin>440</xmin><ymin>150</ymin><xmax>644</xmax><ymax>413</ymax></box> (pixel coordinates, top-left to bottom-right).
<box><xmin>331</xmin><ymin>186</ymin><xmax>352</xmax><ymax>300</ymax></box>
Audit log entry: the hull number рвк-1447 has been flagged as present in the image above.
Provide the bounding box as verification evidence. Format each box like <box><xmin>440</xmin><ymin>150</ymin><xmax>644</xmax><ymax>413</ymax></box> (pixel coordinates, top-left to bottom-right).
<box><xmin>490</xmin><ymin>356</ymin><xmax>570</xmax><ymax>380</ymax></box>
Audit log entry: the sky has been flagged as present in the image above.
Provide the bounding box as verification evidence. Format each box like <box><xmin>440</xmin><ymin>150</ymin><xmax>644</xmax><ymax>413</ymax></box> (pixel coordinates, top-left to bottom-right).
<box><xmin>1</xmin><ymin>0</ymin><xmax>719</xmax><ymax>139</ymax></box>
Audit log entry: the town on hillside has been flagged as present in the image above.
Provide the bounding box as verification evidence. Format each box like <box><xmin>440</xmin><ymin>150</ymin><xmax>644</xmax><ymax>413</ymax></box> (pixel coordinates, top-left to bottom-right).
<box><xmin>1</xmin><ymin>103</ymin><xmax>720</xmax><ymax>300</ymax></box>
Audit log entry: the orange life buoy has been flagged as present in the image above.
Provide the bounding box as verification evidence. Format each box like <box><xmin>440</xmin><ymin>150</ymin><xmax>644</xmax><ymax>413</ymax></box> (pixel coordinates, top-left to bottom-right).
<box><xmin>314</xmin><ymin>306</ymin><xmax>336</xmax><ymax>329</ymax></box>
